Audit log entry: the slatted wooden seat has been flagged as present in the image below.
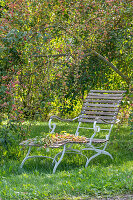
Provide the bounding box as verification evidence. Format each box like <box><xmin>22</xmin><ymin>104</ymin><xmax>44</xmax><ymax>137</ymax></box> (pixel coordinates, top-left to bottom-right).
<box><xmin>20</xmin><ymin>90</ymin><xmax>126</xmax><ymax>173</ymax></box>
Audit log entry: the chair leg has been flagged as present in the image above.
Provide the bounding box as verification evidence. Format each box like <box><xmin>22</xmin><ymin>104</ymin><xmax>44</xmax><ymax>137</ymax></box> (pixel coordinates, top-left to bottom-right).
<box><xmin>20</xmin><ymin>146</ymin><xmax>56</xmax><ymax>169</ymax></box>
<box><xmin>20</xmin><ymin>146</ymin><xmax>31</xmax><ymax>168</ymax></box>
<box><xmin>85</xmin><ymin>152</ymin><xmax>101</xmax><ymax>168</ymax></box>
<box><xmin>85</xmin><ymin>149</ymin><xmax>113</xmax><ymax>168</ymax></box>
<box><xmin>52</xmin><ymin>151</ymin><xmax>63</xmax><ymax>165</ymax></box>
<box><xmin>101</xmin><ymin>150</ymin><xmax>113</xmax><ymax>159</ymax></box>
<box><xmin>53</xmin><ymin>144</ymin><xmax>66</xmax><ymax>173</ymax></box>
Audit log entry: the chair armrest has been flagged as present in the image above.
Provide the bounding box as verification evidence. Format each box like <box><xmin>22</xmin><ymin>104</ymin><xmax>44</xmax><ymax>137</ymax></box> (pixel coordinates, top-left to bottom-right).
<box><xmin>49</xmin><ymin>115</ymin><xmax>79</xmax><ymax>133</ymax></box>
<box><xmin>50</xmin><ymin>115</ymin><xmax>79</xmax><ymax>122</ymax></box>
<box><xmin>94</xmin><ymin>117</ymin><xmax>115</xmax><ymax>124</ymax></box>
<box><xmin>89</xmin><ymin>118</ymin><xmax>101</xmax><ymax>145</ymax></box>
<box><xmin>89</xmin><ymin>117</ymin><xmax>114</xmax><ymax>145</ymax></box>
<box><xmin>115</xmin><ymin>119</ymin><xmax>120</xmax><ymax>123</ymax></box>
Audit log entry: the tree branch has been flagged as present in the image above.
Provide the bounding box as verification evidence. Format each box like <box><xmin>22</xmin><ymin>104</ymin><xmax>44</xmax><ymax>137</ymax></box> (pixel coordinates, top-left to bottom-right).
<box><xmin>92</xmin><ymin>50</ymin><xmax>130</xmax><ymax>85</ymax></box>
<box><xmin>32</xmin><ymin>53</ymin><xmax>70</xmax><ymax>58</ymax></box>
<box><xmin>59</xmin><ymin>25</ymin><xmax>131</xmax><ymax>85</ymax></box>
<box><xmin>32</xmin><ymin>50</ymin><xmax>130</xmax><ymax>85</ymax></box>
<box><xmin>31</xmin><ymin>52</ymin><xmax>92</xmax><ymax>58</ymax></box>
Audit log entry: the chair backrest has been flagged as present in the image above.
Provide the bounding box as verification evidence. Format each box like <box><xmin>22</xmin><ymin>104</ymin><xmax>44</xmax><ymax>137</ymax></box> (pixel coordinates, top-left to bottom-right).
<box><xmin>78</xmin><ymin>90</ymin><xmax>126</xmax><ymax>124</ymax></box>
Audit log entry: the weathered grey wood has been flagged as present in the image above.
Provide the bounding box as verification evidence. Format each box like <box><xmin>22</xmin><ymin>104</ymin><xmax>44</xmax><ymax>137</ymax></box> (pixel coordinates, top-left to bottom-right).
<box><xmin>20</xmin><ymin>138</ymin><xmax>108</xmax><ymax>148</ymax></box>
<box><xmin>86</xmin><ymin>95</ymin><xmax>123</xmax><ymax>100</ymax></box>
<box><xmin>81</xmin><ymin>111</ymin><xmax>118</xmax><ymax>116</ymax></box>
<box><xmin>49</xmin><ymin>141</ymin><xmax>68</xmax><ymax>148</ymax></box>
<box><xmin>69</xmin><ymin>138</ymin><xmax>108</xmax><ymax>143</ymax></box>
<box><xmin>79</xmin><ymin>115</ymin><xmax>116</xmax><ymax>120</ymax></box>
<box><xmin>82</xmin><ymin>107</ymin><xmax>119</xmax><ymax>112</ymax></box>
<box><xmin>86</xmin><ymin>138</ymin><xmax>108</xmax><ymax>143</ymax></box>
<box><xmin>19</xmin><ymin>140</ymin><xmax>40</xmax><ymax>147</ymax></box>
<box><xmin>79</xmin><ymin>118</ymin><xmax>115</xmax><ymax>124</ymax></box>
<box><xmin>88</xmin><ymin>93</ymin><xmax>123</xmax><ymax>97</ymax></box>
<box><xmin>83</xmin><ymin>103</ymin><xmax>119</xmax><ymax>108</ymax></box>
<box><xmin>84</xmin><ymin>99</ymin><xmax>121</xmax><ymax>104</ymax></box>
<box><xmin>20</xmin><ymin>140</ymin><xmax>68</xmax><ymax>148</ymax></box>
<box><xmin>90</xmin><ymin>90</ymin><xmax>126</xmax><ymax>93</ymax></box>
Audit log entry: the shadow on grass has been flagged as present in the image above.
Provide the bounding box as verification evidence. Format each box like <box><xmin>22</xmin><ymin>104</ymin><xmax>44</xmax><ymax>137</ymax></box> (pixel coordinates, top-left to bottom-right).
<box><xmin>18</xmin><ymin>149</ymin><xmax>131</xmax><ymax>175</ymax></box>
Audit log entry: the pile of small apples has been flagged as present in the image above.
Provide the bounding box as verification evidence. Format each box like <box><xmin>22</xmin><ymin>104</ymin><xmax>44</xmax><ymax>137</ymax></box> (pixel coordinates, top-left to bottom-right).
<box><xmin>30</xmin><ymin>132</ymin><xmax>88</xmax><ymax>148</ymax></box>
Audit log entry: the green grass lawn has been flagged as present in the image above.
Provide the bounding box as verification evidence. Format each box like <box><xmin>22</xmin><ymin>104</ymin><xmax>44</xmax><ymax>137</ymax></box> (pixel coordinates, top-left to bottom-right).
<box><xmin>0</xmin><ymin>121</ymin><xmax>133</xmax><ymax>200</ymax></box>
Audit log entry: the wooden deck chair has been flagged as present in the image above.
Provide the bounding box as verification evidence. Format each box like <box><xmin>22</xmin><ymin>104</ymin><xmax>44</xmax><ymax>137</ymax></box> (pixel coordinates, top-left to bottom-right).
<box><xmin>20</xmin><ymin>90</ymin><xmax>126</xmax><ymax>173</ymax></box>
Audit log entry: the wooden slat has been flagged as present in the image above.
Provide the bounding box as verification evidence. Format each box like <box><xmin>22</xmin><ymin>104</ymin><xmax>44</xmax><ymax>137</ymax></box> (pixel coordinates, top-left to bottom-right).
<box><xmin>83</xmin><ymin>103</ymin><xmax>119</xmax><ymax>108</ymax></box>
<box><xmin>20</xmin><ymin>140</ymin><xmax>68</xmax><ymax>148</ymax></box>
<box><xmin>90</xmin><ymin>90</ymin><xmax>126</xmax><ymax>94</ymax></box>
<box><xmin>49</xmin><ymin>141</ymin><xmax>67</xmax><ymax>148</ymax></box>
<box><xmin>81</xmin><ymin>111</ymin><xmax>118</xmax><ymax>116</ymax></box>
<box><xmin>86</xmin><ymin>95</ymin><xmax>122</xmax><ymax>100</ymax></box>
<box><xmin>88</xmin><ymin>93</ymin><xmax>123</xmax><ymax>97</ymax></box>
<box><xmin>69</xmin><ymin>138</ymin><xmax>108</xmax><ymax>144</ymax></box>
<box><xmin>79</xmin><ymin>115</ymin><xmax>116</xmax><ymax>120</ymax></box>
<box><xmin>84</xmin><ymin>99</ymin><xmax>120</xmax><ymax>104</ymax></box>
<box><xmin>82</xmin><ymin>107</ymin><xmax>119</xmax><ymax>112</ymax></box>
<box><xmin>79</xmin><ymin>118</ymin><xmax>115</xmax><ymax>124</ymax></box>
<box><xmin>88</xmin><ymin>138</ymin><xmax>108</xmax><ymax>143</ymax></box>
<box><xmin>19</xmin><ymin>141</ymin><xmax>40</xmax><ymax>146</ymax></box>
<box><xmin>20</xmin><ymin>138</ymin><xmax>108</xmax><ymax>147</ymax></box>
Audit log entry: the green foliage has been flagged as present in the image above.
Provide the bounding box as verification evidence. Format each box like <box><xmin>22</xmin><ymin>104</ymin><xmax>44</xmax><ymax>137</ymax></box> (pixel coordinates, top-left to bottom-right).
<box><xmin>128</xmin><ymin>91</ymin><xmax>133</xmax><ymax>134</ymax></box>
<box><xmin>0</xmin><ymin>117</ymin><xmax>31</xmax><ymax>161</ymax></box>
